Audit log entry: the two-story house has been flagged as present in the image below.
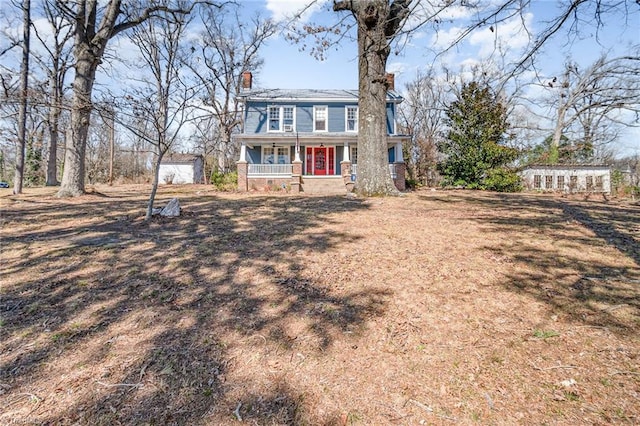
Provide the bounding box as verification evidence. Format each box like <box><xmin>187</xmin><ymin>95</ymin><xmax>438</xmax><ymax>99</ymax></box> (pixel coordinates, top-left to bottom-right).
<box><xmin>234</xmin><ymin>72</ymin><xmax>408</xmax><ymax>193</ymax></box>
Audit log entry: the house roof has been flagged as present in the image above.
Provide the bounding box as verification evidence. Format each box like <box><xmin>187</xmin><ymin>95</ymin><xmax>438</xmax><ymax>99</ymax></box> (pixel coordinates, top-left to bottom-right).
<box><xmin>162</xmin><ymin>153</ymin><xmax>203</xmax><ymax>163</ymax></box>
<box><xmin>239</xmin><ymin>88</ymin><xmax>404</xmax><ymax>103</ymax></box>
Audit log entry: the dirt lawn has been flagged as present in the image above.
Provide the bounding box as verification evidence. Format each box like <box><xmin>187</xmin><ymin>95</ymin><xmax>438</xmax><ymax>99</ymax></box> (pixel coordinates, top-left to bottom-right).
<box><xmin>1</xmin><ymin>184</ymin><xmax>639</xmax><ymax>425</ymax></box>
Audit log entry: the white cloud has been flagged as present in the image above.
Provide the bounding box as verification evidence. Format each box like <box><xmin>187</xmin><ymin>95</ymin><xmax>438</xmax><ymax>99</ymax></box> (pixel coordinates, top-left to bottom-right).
<box><xmin>264</xmin><ymin>0</ymin><xmax>326</xmax><ymax>23</ymax></box>
<box><xmin>468</xmin><ymin>12</ymin><xmax>533</xmax><ymax>59</ymax></box>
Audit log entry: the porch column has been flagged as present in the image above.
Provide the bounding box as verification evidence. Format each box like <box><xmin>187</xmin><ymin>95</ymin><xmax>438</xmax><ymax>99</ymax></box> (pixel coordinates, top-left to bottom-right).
<box><xmin>341</xmin><ymin>141</ymin><xmax>353</xmax><ymax>191</ymax></box>
<box><xmin>294</xmin><ymin>143</ymin><xmax>301</xmax><ymax>162</ymax></box>
<box><xmin>291</xmin><ymin>159</ymin><xmax>303</xmax><ymax>193</ymax></box>
<box><xmin>395</xmin><ymin>141</ymin><xmax>404</xmax><ymax>163</ymax></box>
<box><xmin>239</xmin><ymin>142</ymin><xmax>247</xmax><ymax>162</ymax></box>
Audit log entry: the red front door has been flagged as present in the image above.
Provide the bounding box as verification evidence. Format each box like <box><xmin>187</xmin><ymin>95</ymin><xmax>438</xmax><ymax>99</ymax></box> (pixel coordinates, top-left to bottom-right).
<box><xmin>305</xmin><ymin>146</ymin><xmax>335</xmax><ymax>175</ymax></box>
<box><xmin>314</xmin><ymin>147</ymin><xmax>327</xmax><ymax>175</ymax></box>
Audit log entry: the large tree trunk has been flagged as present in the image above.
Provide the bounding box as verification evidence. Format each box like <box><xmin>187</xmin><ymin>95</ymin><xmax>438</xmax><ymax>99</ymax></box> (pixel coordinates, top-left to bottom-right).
<box><xmin>334</xmin><ymin>0</ymin><xmax>410</xmax><ymax>196</ymax></box>
<box><xmin>355</xmin><ymin>6</ymin><xmax>398</xmax><ymax>195</ymax></box>
<box><xmin>13</xmin><ymin>0</ymin><xmax>30</xmax><ymax>195</ymax></box>
<box><xmin>58</xmin><ymin>48</ymin><xmax>97</xmax><ymax>197</ymax></box>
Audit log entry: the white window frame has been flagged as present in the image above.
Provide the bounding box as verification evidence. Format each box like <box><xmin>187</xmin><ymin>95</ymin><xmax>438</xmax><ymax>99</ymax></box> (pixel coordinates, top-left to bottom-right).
<box><xmin>282</xmin><ymin>106</ymin><xmax>295</xmax><ymax>132</ymax></box>
<box><xmin>262</xmin><ymin>146</ymin><xmax>291</xmax><ymax>164</ymax></box>
<box><xmin>351</xmin><ymin>146</ymin><xmax>358</xmax><ymax>164</ymax></box>
<box><xmin>267</xmin><ymin>105</ymin><xmax>296</xmax><ymax>133</ymax></box>
<box><xmin>268</xmin><ymin>106</ymin><xmax>280</xmax><ymax>132</ymax></box>
<box><xmin>313</xmin><ymin>105</ymin><xmax>328</xmax><ymax>132</ymax></box>
<box><xmin>345</xmin><ymin>106</ymin><xmax>358</xmax><ymax>132</ymax></box>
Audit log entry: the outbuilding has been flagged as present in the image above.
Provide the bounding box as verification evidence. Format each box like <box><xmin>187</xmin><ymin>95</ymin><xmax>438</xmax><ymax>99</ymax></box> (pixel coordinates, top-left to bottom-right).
<box><xmin>159</xmin><ymin>154</ymin><xmax>204</xmax><ymax>184</ymax></box>
<box><xmin>520</xmin><ymin>164</ymin><xmax>611</xmax><ymax>194</ymax></box>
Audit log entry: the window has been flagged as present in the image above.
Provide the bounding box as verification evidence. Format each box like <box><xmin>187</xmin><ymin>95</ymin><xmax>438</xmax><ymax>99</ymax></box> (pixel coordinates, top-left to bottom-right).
<box><xmin>314</xmin><ymin>106</ymin><xmax>327</xmax><ymax>132</ymax></box>
<box><xmin>268</xmin><ymin>106</ymin><xmax>295</xmax><ymax>132</ymax></box>
<box><xmin>586</xmin><ymin>175</ymin><xmax>594</xmax><ymax>191</ymax></box>
<box><xmin>533</xmin><ymin>175</ymin><xmax>542</xmax><ymax>189</ymax></box>
<box><xmin>351</xmin><ymin>147</ymin><xmax>357</xmax><ymax>164</ymax></box>
<box><xmin>283</xmin><ymin>106</ymin><xmax>294</xmax><ymax>131</ymax></box>
<box><xmin>545</xmin><ymin>175</ymin><xmax>553</xmax><ymax>189</ymax></box>
<box><xmin>346</xmin><ymin>106</ymin><xmax>358</xmax><ymax>132</ymax></box>
<box><xmin>263</xmin><ymin>146</ymin><xmax>290</xmax><ymax>164</ymax></box>
<box><xmin>557</xmin><ymin>175</ymin><xmax>564</xmax><ymax>190</ymax></box>
<box><xmin>569</xmin><ymin>175</ymin><xmax>578</xmax><ymax>190</ymax></box>
<box><xmin>268</xmin><ymin>106</ymin><xmax>280</xmax><ymax>131</ymax></box>
<box><xmin>595</xmin><ymin>175</ymin><xmax>603</xmax><ymax>191</ymax></box>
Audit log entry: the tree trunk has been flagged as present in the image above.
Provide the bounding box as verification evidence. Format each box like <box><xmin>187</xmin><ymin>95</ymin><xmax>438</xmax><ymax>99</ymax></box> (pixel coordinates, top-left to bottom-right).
<box><xmin>334</xmin><ymin>0</ymin><xmax>410</xmax><ymax>196</ymax></box>
<box><xmin>550</xmin><ymin>104</ymin><xmax>566</xmax><ymax>164</ymax></box>
<box><xmin>58</xmin><ymin>48</ymin><xmax>97</xmax><ymax>197</ymax></box>
<box><xmin>355</xmin><ymin>14</ymin><xmax>398</xmax><ymax>196</ymax></box>
<box><xmin>146</xmin><ymin>151</ymin><xmax>165</xmax><ymax>221</ymax></box>
<box><xmin>45</xmin><ymin>78</ymin><xmax>60</xmax><ymax>186</ymax></box>
<box><xmin>13</xmin><ymin>0</ymin><xmax>30</xmax><ymax>195</ymax></box>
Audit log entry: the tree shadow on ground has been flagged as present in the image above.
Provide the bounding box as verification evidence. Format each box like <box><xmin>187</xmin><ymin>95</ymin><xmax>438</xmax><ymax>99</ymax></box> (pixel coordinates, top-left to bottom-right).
<box><xmin>446</xmin><ymin>192</ymin><xmax>640</xmax><ymax>334</ymax></box>
<box><xmin>1</xmin><ymin>192</ymin><xmax>388</xmax><ymax>424</ymax></box>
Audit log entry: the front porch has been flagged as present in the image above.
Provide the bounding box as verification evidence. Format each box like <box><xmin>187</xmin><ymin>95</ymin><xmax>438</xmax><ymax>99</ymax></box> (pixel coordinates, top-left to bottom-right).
<box><xmin>237</xmin><ymin>160</ymin><xmax>406</xmax><ymax>193</ymax></box>
<box><xmin>235</xmin><ymin>135</ymin><xmax>407</xmax><ymax>193</ymax></box>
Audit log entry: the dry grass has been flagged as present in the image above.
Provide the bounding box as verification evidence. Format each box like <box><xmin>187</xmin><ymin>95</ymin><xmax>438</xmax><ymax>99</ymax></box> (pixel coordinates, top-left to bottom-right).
<box><xmin>1</xmin><ymin>184</ymin><xmax>639</xmax><ymax>425</ymax></box>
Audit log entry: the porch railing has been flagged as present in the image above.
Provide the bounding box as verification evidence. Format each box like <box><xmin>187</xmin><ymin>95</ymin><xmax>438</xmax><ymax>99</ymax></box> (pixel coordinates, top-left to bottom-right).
<box><xmin>350</xmin><ymin>163</ymin><xmax>397</xmax><ymax>179</ymax></box>
<box><xmin>247</xmin><ymin>163</ymin><xmax>293</xmax><ymax>176</ymax></box>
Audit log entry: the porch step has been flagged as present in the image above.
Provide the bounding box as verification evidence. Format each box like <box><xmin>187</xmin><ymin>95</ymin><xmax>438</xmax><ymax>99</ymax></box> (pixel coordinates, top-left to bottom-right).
<box><xmin>300</xmin><ymin>177</ymin><xmax>346</xmax><ymax>194</ymax></box>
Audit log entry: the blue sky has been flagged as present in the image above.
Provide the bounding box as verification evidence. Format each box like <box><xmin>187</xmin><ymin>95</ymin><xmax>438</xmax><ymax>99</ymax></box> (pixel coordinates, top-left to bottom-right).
<box><xmin>250</xmin><ymin>0</ymin><xmax>639</xmax><ymax>91</ymax></box>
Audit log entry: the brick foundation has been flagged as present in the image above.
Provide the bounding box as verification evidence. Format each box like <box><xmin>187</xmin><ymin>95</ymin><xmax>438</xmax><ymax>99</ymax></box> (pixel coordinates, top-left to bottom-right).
<box><xmin>247</xmin><ymin>177</ymin><xmax>292</xmax><ymax>192</ymax></box>
<box><xmin>394</xmin><ymin>162</ymin><xmax>406</xmax><ymax>191</ymax></box>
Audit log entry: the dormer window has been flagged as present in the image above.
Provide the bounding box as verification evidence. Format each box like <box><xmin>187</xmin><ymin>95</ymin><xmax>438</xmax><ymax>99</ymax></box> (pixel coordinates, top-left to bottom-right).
<box><xmin>268</xmin><ymin>105</ymin><xmax>295</xmax><ymax>132</ymax></box>
<box><xmin>346</xmin><ymin>106</ymin><xmax>358</xmax><ymax>132</ymax></box>
<box><xmin>313</xmin><ymin>106</ymin><xmax>328</xmax><ymax>132</ymax></box>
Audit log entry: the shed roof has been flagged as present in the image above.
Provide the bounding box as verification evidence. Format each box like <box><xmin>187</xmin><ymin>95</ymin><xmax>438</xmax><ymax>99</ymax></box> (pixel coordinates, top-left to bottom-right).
<box><xmin>522</xmin><ymin>164</ymin><xmax>610</xmax><ymax>170</ymax></box>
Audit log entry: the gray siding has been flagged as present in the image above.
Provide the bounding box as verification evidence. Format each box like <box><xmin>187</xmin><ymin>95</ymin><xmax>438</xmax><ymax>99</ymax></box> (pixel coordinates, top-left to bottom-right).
<box><xmin>247</xmin><ymin>146</ymin><xmax>261</xmax><ymax>163</ymax></box>
<box><xmin>245</xmin><ymin>102</ymin><xmax>268</xmax><ymax>134</ymax></box>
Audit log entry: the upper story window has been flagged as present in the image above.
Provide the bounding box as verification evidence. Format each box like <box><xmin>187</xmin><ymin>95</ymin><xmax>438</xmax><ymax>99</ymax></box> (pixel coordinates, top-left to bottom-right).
<box><xmin>314</xmin><ymin>106</ymin><xmax>328</xmax><ymax>132</ymax></box>
<box><xmin>282</xmin><ymin>106</ymin><xmax>294</xmax><ymax>131</ymax></box>
<box><xmin>268</xmin><ymin>105</ymin><xmax>295</xmax><ymax>132</ymax></box>
<box><xmin>346</xmin><ymin>106</ymin><xmax>358</xmax><ymax>132</ymax></box>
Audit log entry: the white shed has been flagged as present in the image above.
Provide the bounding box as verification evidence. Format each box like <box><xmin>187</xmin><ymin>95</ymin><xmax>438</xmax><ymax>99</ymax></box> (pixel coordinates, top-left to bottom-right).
<box><xmin>159</xmin><ymin>154</ymin><xmax>204</xmax><ymax>184</ymax></box>
<box><xmin>520</xmin><ymin>164</ymin><xmax>611</xmax><ymax>194</ymax></box>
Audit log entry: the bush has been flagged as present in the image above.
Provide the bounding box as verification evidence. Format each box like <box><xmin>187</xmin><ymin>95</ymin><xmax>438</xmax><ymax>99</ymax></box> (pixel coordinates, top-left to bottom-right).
<box><xmin>211</xmin><ymin>170</ymin><xmax>237</xmax><ymax>191</ymax></box>
<box><xmin>482</xmin><ymin>168</ymin><xmax>522</xmax><ymax>192</ymax></box>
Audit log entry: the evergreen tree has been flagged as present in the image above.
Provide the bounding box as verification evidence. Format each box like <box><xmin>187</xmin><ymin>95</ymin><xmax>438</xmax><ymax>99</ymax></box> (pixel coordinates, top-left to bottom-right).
<box><xmin>438</xmin><ymin>81</ymin><xmax>520</xmax><ymax>191</ymax></box>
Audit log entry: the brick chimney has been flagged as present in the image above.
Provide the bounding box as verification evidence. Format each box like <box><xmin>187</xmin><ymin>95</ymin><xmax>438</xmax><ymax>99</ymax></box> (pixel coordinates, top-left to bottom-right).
<box><xmin>241</xmin><ymin>71</ymin><xmax>252</xmax><ymax>90</ymax></box>
<box><xmin>385</xmin><ymin>73</ymin><xmax>395</xmax><ymax>91</ymax></box>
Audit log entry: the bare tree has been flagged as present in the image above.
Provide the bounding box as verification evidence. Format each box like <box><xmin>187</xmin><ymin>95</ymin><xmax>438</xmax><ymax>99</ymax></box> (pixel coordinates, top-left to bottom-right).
<box><xmin>190</xmin><ymin>114</ymin><xmax>220</xmax><ymax>184</ymax></box>
<box><xmin>55</xmin><ymin>0</ymin><xmax>222</xmax><ymax>197</ymax></box>
<box><xmin>189</xmin><ymin>5</ymin><xmax>276</xmax><ymax>173</ymax></box>
<box><xmin>122</xmin><ymin>3</ymin><xmax>196</xmax><ymax>220</ymax></box>
<box><xmin>545</xmin><ymin>53</ymin><xmax>640</xmax><ymax>163</ymax></box>
<box><xmin>399</xmin><ymin>68</ymin><xmax>448</xmax><ymax>186</ymax></box>
<box><xmin>31</xmin><ymin>0</ymin><xmax>74</xmax><ymax>186</ymax></box>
